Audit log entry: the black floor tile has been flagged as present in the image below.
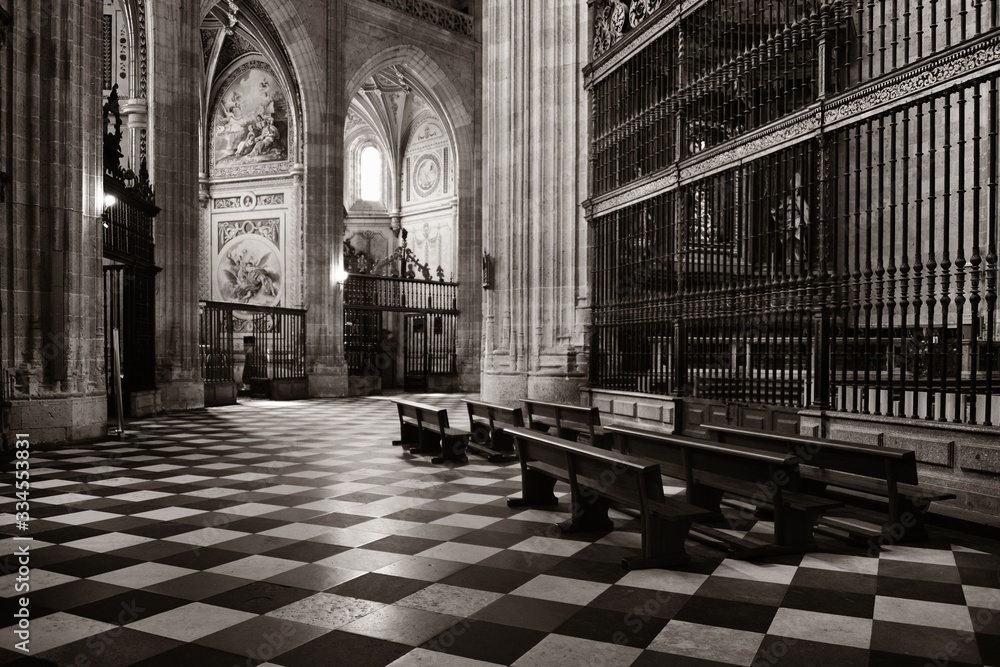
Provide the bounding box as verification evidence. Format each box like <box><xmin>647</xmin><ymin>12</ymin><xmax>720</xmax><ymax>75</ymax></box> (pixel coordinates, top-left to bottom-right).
<box><xmin>673</xmin><ymin>596</ymin><xmax>778</xmax><ymax>634</ymax></box>
<box><xmin>327</xmin><ymin>573</ymin><xmax>430</xmax><ymax>603</ymax></box>
<box><xmin>45</xmin><ymin>554</ymin><xmax>144</xmax><ymax>579</ymax></box>
<box><xmin>69</xmin><ymin>590</ymin><xmax>190</xmax><ymax>625</ymax></box>
<box><xmin>554</xmin><ymin>605</ymin><xmax>668</xmax><ymax>648</ymax></box>
<box><xmin>439</xmin><ymin>565</ymin><xmax>536</xmax><ymax>594</ymax></box>
<box><xmin>37</xmin><ymin>629</ymin><xmax>181</xmax><ymax>667</ymax></box>
<box><xmin>202</xmin><ymin>581</ymin><xmax>315</xmax><ymax>614</ymax></box>
<box><xmin>755</xmin><ymin>635</ymin><xmax>870</xmax><ymax>667</ymax></box>
<box><xmin>129</xmin><ymin>643</ymin><xmax>245</xmax><ymax>667</ymax></box>
<box><xmin>422</xmin><ymin>619</ymin><xmax>546</xmax><ymax>664</ymax></box>
<box><xmin>780</xmin><ymin>584</ymin><xmax>876</xmax><ymax>618</ymax></box>
<box><xmin>274</xmin><ymin>630</ymin><xmax>411</xmax><ymax>667</ymax></box>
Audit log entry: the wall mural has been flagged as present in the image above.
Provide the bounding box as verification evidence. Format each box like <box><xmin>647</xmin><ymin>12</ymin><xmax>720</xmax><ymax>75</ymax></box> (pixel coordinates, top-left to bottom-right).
<box><xmin>212</xmin><ymin>62</ymin><xmax>290</xmax><ymax>176</ymax></box>
<box><xmin>215</xmin><ymin>219</ymin><xmax>283</xmax><ymax>307</ymax></box>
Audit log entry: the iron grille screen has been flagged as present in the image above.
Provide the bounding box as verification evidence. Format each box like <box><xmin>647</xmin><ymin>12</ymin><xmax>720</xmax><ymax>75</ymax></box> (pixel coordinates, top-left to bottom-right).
<box><xmin>589</xmin><ymin>0</ymin><xmax>1000</xmax><ymax>425</ymax></box>
<box><xmin>198</xmin><ymin>302</ymin><xmax>307</xmax><ymax>385</ymax></box>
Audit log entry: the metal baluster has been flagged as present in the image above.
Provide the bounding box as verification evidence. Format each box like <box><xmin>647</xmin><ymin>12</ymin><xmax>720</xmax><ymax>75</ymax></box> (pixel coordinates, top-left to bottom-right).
<box><xmin>970</xmin><ymin>81</ymin><xmax>983</xmax><ymax>423</ymax></box>
<box><xmin>931</xmin><ymin>0</ymin><xmax>939</xmax><ymax>53</ymax></box>
<box><xmin>955</xmin><ymin>87</ymin><xmax>968</xmax><ymax>422</ymax></box>
<box><xmin>940</xmin><ymin>92</ymin><xmax>953</xmax><ymax>421</ymax></box>
<box><xmin>862</xmin><ymin>117</ymin><xmax>875</xmax><ymax>414</ymax></box>
<box><xmin>925</xmin><ymin>96</ymin><xmax>938</xmax><ymax>420</ymax></box>
<box><xmin>912</xmin><ymin>101</ymin><xmax>925</xmax><ymax>418</ymax></box>
<box><xmin>886</xmin><ymin>109</ymin><xmax>899</xmax><ymax>416</ymax></box>
<box><xmin>851</xmin><ymin>125</ymin><xmax>864</xmax><ymax>412</ymax></box>
<box><xmin>916</xmin><ymin>0</ymin><xmax>925</xmax><ymax>60</ymax></box>
<box><xmin>985</xmin><ymin>77</ymin><xmax>999</xmax><ymax>425</ymax></box>
<box><xmin>874</xmin><ymin>116</ymin><xmax>886</xmax><ymax>415</ymax></box>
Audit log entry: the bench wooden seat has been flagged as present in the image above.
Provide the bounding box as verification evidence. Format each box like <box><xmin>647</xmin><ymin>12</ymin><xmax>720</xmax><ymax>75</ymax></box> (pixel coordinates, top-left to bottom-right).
<box><xmin>504</xmin><ymin>426</ymin><xmax>714</xmax><ymax>570</ymax></box>
<box><xmin>391</xmin><ymin>398</ymin><xmax>470</xmax><ymax>465</ymax></box>
<box><xmin>520</xmin><ymin>399</ymin><xmax>611</xmax><ymax>449</ymax></box>
<box><xmin>607</xmin><ymin>425</ymin><xmax>842</xmax><ymax>559</ymax></box>
<box><xmin>463</xmin><ymin>399</ymin><xmax>523</xmax><ymax>462</ymax></box>
<box><xmin>703</xmin><ymin>425</ymin><xmax>956</xmax><ymax>543</ymax></box>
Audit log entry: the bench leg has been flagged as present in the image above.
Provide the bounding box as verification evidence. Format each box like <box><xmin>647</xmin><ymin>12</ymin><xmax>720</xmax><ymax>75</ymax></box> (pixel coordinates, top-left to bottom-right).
<box><xmin>410</xmin><ymin>430</ymin><xmax>441</xmax><ymax>455</ymax></box>
<box><xmin>392</xmin><ymin>422</ymin><xmax>421</xmax><ymax>449</ymax></box>
<box><xmin>687</xmin><ymin>483</ymin><xmax>725</xmax><ymax>514</ymax></box>
<box><xmin>432</xmin><ymin>435</ymin><xmax>469</xmax><ymax>465</ymax></box>
<box><xmin>622</xmin><ymin>515</ymin><xmax>695</xmax><ymax>570</ymax></box>
<box><xmin>556</xmin><ymin>486</ymin><xmax>614</xmax><ymax>534</ymax></box>
<box><xmin>773</xmin><ymin>506</ymin><xmax>823</xmax><ymax>548</ymax></box>
<box><xmin>885</xmin><ymin>498</ymin><xmax>930</xmax><ymax>543</ymax></box>
<box><xmin>507</xmin><ymin>470</ymin><xmax>559</xmax><ymax>508</ymax></box>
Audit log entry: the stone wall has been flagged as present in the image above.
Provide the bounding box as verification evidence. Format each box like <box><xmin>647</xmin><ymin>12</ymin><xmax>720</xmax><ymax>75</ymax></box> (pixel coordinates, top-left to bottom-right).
<box><xmin>3</xmin><ymin>0</ymin><xmax>107</xmax><ymax>443</ymax></box>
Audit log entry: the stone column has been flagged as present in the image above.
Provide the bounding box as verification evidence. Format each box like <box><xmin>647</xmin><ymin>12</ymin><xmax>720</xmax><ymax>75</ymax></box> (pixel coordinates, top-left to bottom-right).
<box><xmin>481</xmin><ymin>0</ymin><xmax>590</xmax><ymax>405</ymax></box>
<box><xmin>3</xmin><ymin>0</ymin><xmax>106</xmax><ymax>442</ymax></box>
<box><xmin>121</xmin><ymin>97</ymin><xmax>148</xmax><ymax>171</ymax></box>
<box><xmin>303</xmin><ymin>0</ymin><xmax>349</xmax><ymax>396</ymax></box>
<box><xmin>149</xmin><ymin>1</ymin><xmax>204</xmax><ymax>409</ymax></box>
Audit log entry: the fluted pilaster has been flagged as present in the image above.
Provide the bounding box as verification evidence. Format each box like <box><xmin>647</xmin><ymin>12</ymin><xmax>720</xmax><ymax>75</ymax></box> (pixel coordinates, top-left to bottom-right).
<box><xmin>481</xmin><ymin>0</ymin><xmax>590</xmax><ymax>405</ymax></box>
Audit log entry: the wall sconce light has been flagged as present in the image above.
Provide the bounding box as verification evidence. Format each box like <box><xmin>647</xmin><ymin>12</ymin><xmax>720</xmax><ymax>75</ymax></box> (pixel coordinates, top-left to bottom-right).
<box><xmin>102</xmin><ymin>193</ymin><xmax>117</xmax><ymax>229</ymax></box>
<box><xmin>332</xmin><ymin>266</ymin><xmax>349</xmax><ymax>287</ymax></box>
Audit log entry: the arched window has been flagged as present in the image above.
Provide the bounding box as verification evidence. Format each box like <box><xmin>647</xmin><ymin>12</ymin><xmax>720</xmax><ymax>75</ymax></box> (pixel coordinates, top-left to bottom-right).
<box><xmin>359</xmin><ymin>145</ymin><xmax>382</xmax><ymax>201</ymax></box>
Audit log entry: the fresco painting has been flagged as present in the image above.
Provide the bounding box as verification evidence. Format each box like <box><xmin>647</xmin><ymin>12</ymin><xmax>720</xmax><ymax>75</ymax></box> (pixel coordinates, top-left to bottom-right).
<box><xmin>213</xmin><ymin>66</ymin><xmax>289</xmax><ymax>167</ymax></box>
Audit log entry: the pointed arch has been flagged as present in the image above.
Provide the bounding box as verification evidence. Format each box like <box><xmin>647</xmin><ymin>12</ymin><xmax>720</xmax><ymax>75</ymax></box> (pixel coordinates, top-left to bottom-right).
<box><xmin>346</xmin><ymin>45</ymin><xmax>472</xmax><ymax>147</ymax></box>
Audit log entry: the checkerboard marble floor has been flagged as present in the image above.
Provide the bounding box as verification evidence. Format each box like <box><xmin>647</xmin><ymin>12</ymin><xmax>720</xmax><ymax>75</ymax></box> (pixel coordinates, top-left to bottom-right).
<box><xmin>2</xmin><ymin>393</ymin><xmax>1000</xmax><ymax>667</ymax></box>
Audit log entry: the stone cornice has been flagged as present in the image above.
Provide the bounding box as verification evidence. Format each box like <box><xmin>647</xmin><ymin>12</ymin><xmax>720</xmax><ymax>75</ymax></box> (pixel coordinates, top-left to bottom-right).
<box><xmin>365</xmin><ymin>0</ymin><xmax>474</xmax><ymax>39</ymax></box>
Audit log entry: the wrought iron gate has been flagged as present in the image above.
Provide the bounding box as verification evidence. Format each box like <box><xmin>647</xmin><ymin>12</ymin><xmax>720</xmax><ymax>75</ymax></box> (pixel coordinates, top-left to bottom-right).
<box><xmin>403</xmin><ymin>314</ymin><xmax>427</xmax><ymax>391</ymax></box>
<box><xmin>343</xmin><ymin>273</ymin><xmax>459</xmax><ymax>389</ymax></box>
<box><xmin>102</xmin><ymin>84</ymin><xmax>160</xmax><ymax>418</ymax></box>
<box><xmin>103</xmin><ymin>265</ymin><xmax>157</xmax><ymax>417</ymax></box>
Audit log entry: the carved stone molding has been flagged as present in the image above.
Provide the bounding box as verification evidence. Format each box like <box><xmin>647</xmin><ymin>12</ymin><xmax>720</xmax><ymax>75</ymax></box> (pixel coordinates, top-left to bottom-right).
<box><xmin>590</xmin><ymin>169</ymin><xmax>678</xmax><ymax>218</ymax></box>
<box><xmin>366</xmin><ymin>0</ymin><xmax>474</xmax><ymax>38</ymax></box>
<box><xmin>137</xmin><ymin>0</ymin><xmax>148</xmax><ymax>99</ymax></box>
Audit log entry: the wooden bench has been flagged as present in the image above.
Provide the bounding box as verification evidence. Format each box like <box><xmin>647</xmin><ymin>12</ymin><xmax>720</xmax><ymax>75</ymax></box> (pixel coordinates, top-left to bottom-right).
<box><xmin>504</xmin><ymin>426</ymin><xmax>714</xmax><ymax>570</ymax></box>
<box><xmin>607</xmin><ymin>425</ymin><xmax>842</xmax><ymax>559</ymax></box>
<box><xmin>521</xmin><ymin>399</ymin><xmax>611</xmax><ymax>449</ymax></box>
<box><xmin>391</xmin><ymin>398</ymin><xmax>470</xmax><ymax>464</ymax></box>
<box><xmin>703</xmin><ymin>424</ymin><xmax>956</xmax><ymax>543</ymax></box>
<box><xmin>463</xmin><ymin>399</ymin><xmax>523</xmax><ymax>462</ymax></box>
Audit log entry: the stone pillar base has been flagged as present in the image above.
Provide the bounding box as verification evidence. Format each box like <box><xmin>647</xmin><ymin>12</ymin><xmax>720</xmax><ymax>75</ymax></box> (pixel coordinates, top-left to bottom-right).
<box><xmin>159</xmin><ymin>381</ymin><xmax>205</xmax><ymax>412</ymax></box>
<box><xmin>8</xmin><ymin>395</ymin><xmax>108</xmax><ymax>444</ymax></box>
<box><xmin>527</xmin><ymin>375</ymin><xmax>587</xmax><ymax>405</ymax></box>
<box><xmin>129</xmin><ymin>390</ymin><xmax>162</xmax><ymax>418</ymax></box>
<box><xmin>308</xmin><ymin>368</ymin><xmax>350</xmax><ymax>397</ymax></box>
<box><xmin>480</xmin><ymin>373</ymin><xmax>528</xmax><ymax>407</ymax></box>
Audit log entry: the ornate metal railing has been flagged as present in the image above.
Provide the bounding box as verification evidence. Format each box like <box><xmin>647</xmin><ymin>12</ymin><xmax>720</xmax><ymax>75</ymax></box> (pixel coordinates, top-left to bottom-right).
<box><xmin>103</xmin><ymin>180</ymin><xmax>157</xmax><ymax>265</ymax></box>
<box><xmin>589</xmin><ymin>0</ymin><xmax>1000</xmax><ymax>197</ymax></box>
<box><xmin>343</xmin><ymin>273</ymin><xmax>458</xmax><ymax>313</ymax></box>
<box><xmin>343</xmin><ymin>273</ymin><xmax>459</xmax><ymax>378</ymax></box>
<box><xmin>589</xmin><ymin>19</ymin><xmax>1000</xmax><ymax>426</ymax></box>
<box><xmin>826</xmin><ymin>75</ymin><xmax>1000</xmax><ymax>423</ymax></box>
<box><xmin>199</xmin><ymin>301</ymin><xmax>307</xmax><ymax>386</ymax></box>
